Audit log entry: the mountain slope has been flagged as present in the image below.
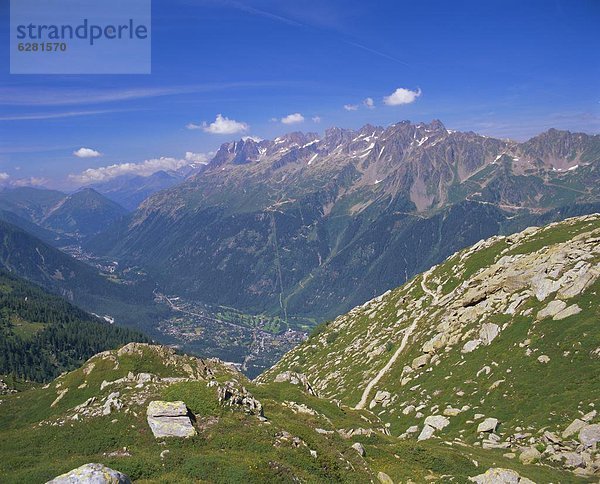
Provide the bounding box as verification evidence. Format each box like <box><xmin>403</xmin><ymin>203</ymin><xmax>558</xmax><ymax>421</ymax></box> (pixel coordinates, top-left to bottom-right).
<box><xmin>262</xmin><ymin>213</ymin><xmax>600</xmax><ymax>478</ymax></box>
<box><xmin>87</xmin><ymin>122</ymin><xmax>600</xmax><ymax>322</ymax></box>
<box><xmin>0</xmin><ymin>187</ymin><xmax>128</xmax><ymax>241</ymax></box>
<box><xmin>0</xmin><ymin>219</ymin><xmax>162</xmax><ymax>328</ymax></box>
<box><xmin>42</xmin><ymin>188</ymin><xmax>128</xmax><ymax>238</ymax></box>
<box><xmin>0</xmin><ymin>343</ymin><xmax>580</xmax><ymax>483</ymax></box>
<box><xmin>0</xmin><ymin>270</ymin><xmax>149</xmax><ymax>383</ymax></box>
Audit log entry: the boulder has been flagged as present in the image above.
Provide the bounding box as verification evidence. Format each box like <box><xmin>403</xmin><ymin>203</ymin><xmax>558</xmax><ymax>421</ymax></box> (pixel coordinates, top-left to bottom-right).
<box><xmin>469</xmin><ymin>467</ymin><xmax>535</xmax><ymax>484</ymax></box>
<box><xmin>563</xmin><ymin>418</ymin><xmax>586</xmax><ymax>438</ymax></box>
<box><xmin>477</xmin><ymin>418</ymin><xmax>499</xmax><ymax>433</ymax></box>
<box><xmin>217</xmin><ymin>381</ymin><xmax>263</xmax><ymax>416</ymax></box>
<box><xmin>537</xmin><ymin>355</ymin><xmax>550</xmax><ymax>364</ymax></box>
<box><xmin>519</xmin><ymin>446</ymin><xmax>541</xmax><ymax>464</ymax></box>
<box><xmin>553</xmin><ymin>304</ymin><xmax>581</xmax><ymax>320</ymax></box>
<box><xmin>411</xmin><ymin>354</ymin><xmax>430</xmax><ymax>369</ymax></box>
<box><xmin>462</xmin><ymin>340</ymin><xmax>481</xmax><ymax>354</ymax></box>
<box><xmin>537</xmin><ymin>300</ymin><xmax>566</xmax><ymax>319</ymax></box>
<box><xmin>424</xmin><ymin>415</ymin><xmax>450</xmax><ymax>430</ymax></box>
<box><xmin>479</xmin><ymin>323</ymin><xmax>500</xmax><ymax>345</ymax></box>
<box><xmin>422</xmin><ymin>333</ymin><xmax>447</xmax><ymax>353</ymax></box>
<box><xmin>579</xmin><ymin>424</ymin><xmax>600</xmax><ymax>448</ymax></box>
<box><xmin>377</xmin><ymin>471</ymin><xmax>394</xmax><ymax>484</ymax></box>
<box><xmin>146</xmin><ymin>401</ymin><xmax>196</xmax><ymax>438</ymax></box>
<box><xmin>47</xmin><ymin>463</ymin><xmax>131</xmax><ymax>483</ymax></box>
<box><xmin>273</xmin><ymin>371</ymin><xmax>318</xmax><ymax>396</ymax></box>
<box><xmin>351</xmin><ymin>442</ymin><xmax>366</xmax><ymax>457</ymax></box>
<box><xmin>417</xmin><ymin>425</ymin><xmax>436</xmax><ymax>441</ymax></box>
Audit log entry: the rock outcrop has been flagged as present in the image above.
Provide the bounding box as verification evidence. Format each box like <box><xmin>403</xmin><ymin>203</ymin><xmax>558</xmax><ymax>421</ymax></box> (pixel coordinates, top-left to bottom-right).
<box><xmin>47</xmin><ymin>463</ymin><xmax>131</xmax><ymax>483</ymax></box>
<box><xmin>146</xmin><ymin>401</ymin><xmax>196</xmax><ymax>438</ymax></box>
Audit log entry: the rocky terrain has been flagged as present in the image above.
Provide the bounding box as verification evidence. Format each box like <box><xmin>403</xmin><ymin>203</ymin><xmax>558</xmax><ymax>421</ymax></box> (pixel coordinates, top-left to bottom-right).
<box><xmin>1</xmin><ymin>216</ymin><xmax>598</xmax><ymax>482</ymax></box>
<box><xmin>262</xmin><ymin>213</ymin><xmax>600</xmax><ymax>480</ymax></box>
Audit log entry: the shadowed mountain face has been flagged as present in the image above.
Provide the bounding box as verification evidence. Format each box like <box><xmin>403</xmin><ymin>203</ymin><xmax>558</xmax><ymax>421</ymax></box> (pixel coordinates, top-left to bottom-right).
<box><xmin>86</xmin><ymin>122</ymin><xmax>600</xmax><ymax>321</ymax></box>
<box><xmin>0</xmin><ymin>187</ymin><xmax>128</xmax><ymax>240</ymax></box>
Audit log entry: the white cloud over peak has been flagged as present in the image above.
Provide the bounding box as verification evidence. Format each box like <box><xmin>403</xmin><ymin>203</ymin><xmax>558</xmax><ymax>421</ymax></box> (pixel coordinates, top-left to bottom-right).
<box><xmin>312</xmin><ymin>116</ymin><xmax>321</xmax><ymax>123</ymax></box>
<box><xmin>73</xmin><ymin>147</ymin><xmax>102</xmax><ymax>158</ymax></box>
<box><xmin>69</xmin><ymin>157</ymin><xmax>198</xmax><ymax>184</ymax></box>
<box><xmin>344</xmin><ymin>104</ymin><xmax>359</xmax><ymax>111</ymax></box>
<box><xmin>194</xmin><ymin>114</ymin><xmax>249</xmax><ymax>134</ymax></box>
<box><xmin>363</xmin><ymin>97</ymin><xmax>375</xmax><ymax>109</ymax></box>
<box><xmin>281</xmin><ymin>113</ymin><xmax>305</xmax><ymax>124</ymax></box>
<box><xmin>383</xmin><ymin>87</ymin><xmax>422</xmax><ymax>106</ymax></box>
<box><xmin>0</xmin><ymin>172</ymin><xmax>9</xmax><ymax>181</ymax></box>
<box><xmin>185</xmin><ymin>152</ymin><xmax>210</xmax><ymax>164</ymax></box>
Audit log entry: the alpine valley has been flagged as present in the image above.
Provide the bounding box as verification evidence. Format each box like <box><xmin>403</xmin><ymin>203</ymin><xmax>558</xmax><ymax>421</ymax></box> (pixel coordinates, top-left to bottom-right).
<box><xmin>1</xmin><ymin>121</ymin><xmax>599</xmax><ymax>377</ymax></box>
<box><xmin>1</xmin><ymin>214</ymin><xmax>598</xmax><ymax>483</ymax></box>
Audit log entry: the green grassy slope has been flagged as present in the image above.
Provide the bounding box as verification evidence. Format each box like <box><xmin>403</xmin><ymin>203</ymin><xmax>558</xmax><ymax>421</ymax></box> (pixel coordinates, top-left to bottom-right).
<box><xmin>261</xmin><ymin>214</ymin><xmax>600</xmax><ymax>480</ymax></box>
<box><xmin>0</xmin><ymin>343</ymin><xmax>579</xmax><ymax>483</ymax></box>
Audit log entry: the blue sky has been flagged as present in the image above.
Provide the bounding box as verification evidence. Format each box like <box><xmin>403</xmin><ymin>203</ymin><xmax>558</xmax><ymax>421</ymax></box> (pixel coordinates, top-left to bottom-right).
<box><xmin>0</xmin><ymin>0</ymin><xmax>599</xmax><ymax>189</ymax></box>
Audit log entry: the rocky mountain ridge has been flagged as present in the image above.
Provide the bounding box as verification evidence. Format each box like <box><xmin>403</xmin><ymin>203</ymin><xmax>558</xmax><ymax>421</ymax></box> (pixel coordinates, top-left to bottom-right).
<box><xmin>87</xmin><ymin>121</ymin><xmax>600</xmax><ymax>323</ymax></box>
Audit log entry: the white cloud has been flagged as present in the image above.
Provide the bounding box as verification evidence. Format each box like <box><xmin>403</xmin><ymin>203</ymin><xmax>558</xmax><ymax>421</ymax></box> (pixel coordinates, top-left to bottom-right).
<box><xmin>281</xmin><ymin>113</ymin><xmax>305</xmax><ymax>124</ymax></box>
<box><xmin>73</xmin><ymin>147</ymin><xmax>102</xmax><ymax>158</ymax></box>
<box><xmin>69</xmin><ymin>157</ymin><xmax>196</xmax><ymax>184</ymax></box>
<box><xmin>312</xmin><ymin>116</ymin><xmax>321</xmax><ymax>123</ymax></box>
<box><xmin>344</xmin><ymin>104</ymin><xmax>359</xmax><ymax>111</ymax></box>
<box><xmin>0</xmin><ymin>172</ymin><xmax>9</xmax><ymax>181</ymax></box>
<box><xmin>194</xmin><ymin>114</ymin><xmax>249</xmax><ymax>134</ymax></box>
<box><xmin>11</xmin><ymin>177</ymin><xmax>48</xmax><ymax>187</ymax></box>
<box><xmin>383</xmin><ymin>87</ymin><xmax>422</xmax><ymax>106</ymax></box>
<box><xmin>184</xmin><ymin>152</ymin><xmax>210</xmax><ymax>164</ymax></box>
<box><xmin>363</xmin><ymin>97</ymin><xmax>375</xmax><ymax>109</ymax></box>
<box><xmin>186</xmin><ymin>123</ymin><xmax>203</xmax><ymax>130</ymax></box>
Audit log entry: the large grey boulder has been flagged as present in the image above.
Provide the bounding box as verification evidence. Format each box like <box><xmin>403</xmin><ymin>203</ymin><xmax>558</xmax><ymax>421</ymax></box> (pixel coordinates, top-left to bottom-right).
<box><xmin>469</xmin><ymin>468</ymin><xmax>535</xmax><ymax>484</ymax></box>
<box><xmin>477</xmin><ymin>417</ymin><xmax>499</xmax><ymax>433</ymax></box>
<box><xmin>47</xmin><ymin>463</ymin><xmax>131</xmax><ymax>483</ymax></box>
<box><xmin>579</xmin><ymin>424</ymin><xmax>600</xmax><ymax>448</ymax></box>
<box><xmin>146</xmin><ymin>401</ymin><xmax>196</xmax><ymax>438</ymax></box>
<box><xmin>563</xmin><ymin>418</ymin><xmax>586</xmax><ymax>438</ymax></box>
<box><xmin>424</xmin><ymin>415</ymin><xmax>450</xmax><ymax>430</ymax></box>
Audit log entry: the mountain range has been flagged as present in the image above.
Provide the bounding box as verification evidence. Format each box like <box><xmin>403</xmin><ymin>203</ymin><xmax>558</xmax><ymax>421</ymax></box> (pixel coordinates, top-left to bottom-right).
<box><xmin>87</xmin><ymin>121</ymin><xmax>600</xmax><ymax>323</ymax></box>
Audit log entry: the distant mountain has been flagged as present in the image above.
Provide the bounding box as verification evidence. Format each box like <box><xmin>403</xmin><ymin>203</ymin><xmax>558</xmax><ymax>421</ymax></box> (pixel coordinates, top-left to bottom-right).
<box><xmin>89</xmin><ymin>170</ymin><xmax>185</xmax><ymax>211</ymax></box>
<box><xmin>0</xmin><ymin>269</ymin><xmax>149</xmax><ymax>383</ymax></box>
<box><xmin>0</xmin><ymin>219</ymin><xmax>162</xmax><ymax>328</ymax></box>
<box><xmin>42</xmin><ymin>188</ymin><xmax>128</xmax><ymax>238</ymax></box>
<box><xmin>87</xmin><ymin>122</ymin><xmax>600</xmax><ymax>322</ymax></box>
<box><xmin>0</xmin><ymin>187</ymin><xmax>128</xmax><ymax>241</ymax></box>
<box><xmin>262</xmin><ymin>213</ymin><xmax>600</xmax><ymax>480</ymax></box>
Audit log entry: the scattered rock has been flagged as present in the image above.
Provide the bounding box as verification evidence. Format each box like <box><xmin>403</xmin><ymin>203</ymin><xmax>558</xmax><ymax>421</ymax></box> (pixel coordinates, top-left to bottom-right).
<box><xmin>412</xmin><ymin>354</ymin><xmax>431</xmax><ymax>369</ymax></box>
<box><xmin>479</xmin><ymin>323</ymin><xmax>500</xmax><ymax>345</ymax></box>
<box><xmin>477</xmin><ymin>418</ymin><xmax>499</xmax><ymax>433</ymax></box>
<box><xmin>553</xmin><ymin>304</ymin><xmax>582</xmax><ymax>320</ymax></box>
<box><xmin>351</xmin><ymin>442</ymin><xmax>366</xmax><ymax>456</ymax></box>
<box><xmin>47</xmin><ymin>463</ymin><xmax>131</xmax><ymax>483</ymax></box>
<box><xmin>519</xmin><ymin>446</ymin><xmax>541</xmax><ymax>464</ymax></box>
<box><xmin>462</xmin><ymin>340</ymin><xmax>481</xmax><ymax>354</ymax></box>
<box><xmin>469</xmin><ymin>467</ymin><xmax>535</xmax><ymax>484</ymax></box>
<box><xmin>579</xmin><ymin>424</ymin><xmax>600</xmax><ymax>448</ymax></box>
<box><xmin>273</xmin><ymin>371</ymin><xmax>318</xmax><ymax>396</ymax></box>
<box><xmin>146</xmin><ymin>401</ymin><xmax>196</xmax><ymax>438</ymax></box>
<box><xmin>217</xmin><ymin>381</ymin><xmax>263</xmax><ymax>416</ymax></box>
<box><xmin>537</xmin><ymin>300</ymin><xmax>567</xmax><ymax>319</ymax></box>
<box><xmin>424</xmin><ymin>415</ymin><xmax>450</xmax><ymax>430</ymax></box>
<box><xmin>417</xmin><ymin>425</ymin><xmax>436</xmax><ymax>441</ymax></box>
<box><xmin>377</xmin><ymin>471</ymin><xmax>394</xmax><ymax>484</ymax></box>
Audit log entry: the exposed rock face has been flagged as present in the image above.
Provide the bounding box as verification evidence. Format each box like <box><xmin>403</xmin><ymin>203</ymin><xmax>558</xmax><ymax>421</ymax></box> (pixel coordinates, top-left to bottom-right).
<box><xmin>47</xmin><ymin>463</ymin><xmax>131</xmax><ymax>483</ymax></box>
<box><xmin>469</xmin><ymin>468</ymin><xmax>535</xmax><ymax>484</ymax></box>
<box><xmin>146</xmin><ymin>401</ymin><xmax>196</xmax><ymax>438</ymax></box>
<box><xmin>273</xmin><ymin>371</ymin><xmax>318</xmax><ymax>396</ymax></box>
<box><xmin>217</xmin><ymin>381</ymin><xmax>264</xmax><ymax>416</ymax></box>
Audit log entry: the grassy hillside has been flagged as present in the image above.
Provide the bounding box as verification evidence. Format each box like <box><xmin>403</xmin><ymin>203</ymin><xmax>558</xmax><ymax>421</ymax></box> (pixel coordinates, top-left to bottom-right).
<box><xmin>262</xmin><ymin>213</ymin><xmax>600</xmax><ymax>480</ymax></box>
<box><xmin>0</xmin><ymin>344</ymin><xmax>580</xmax><ymax>483</ymax></box>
